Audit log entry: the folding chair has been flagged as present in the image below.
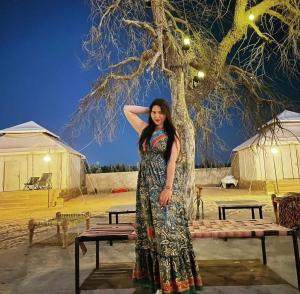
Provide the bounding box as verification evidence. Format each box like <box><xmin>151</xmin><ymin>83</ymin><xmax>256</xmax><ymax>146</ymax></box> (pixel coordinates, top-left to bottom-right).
<box><xmin>36</xmin><ymin>173</ymin><xmax>52</xmax><ymax>189</ymax></box>
<box><xmin>23</xmin><ymin>177</ymin><xmax>40</xmax><ymax>190</ymax></box>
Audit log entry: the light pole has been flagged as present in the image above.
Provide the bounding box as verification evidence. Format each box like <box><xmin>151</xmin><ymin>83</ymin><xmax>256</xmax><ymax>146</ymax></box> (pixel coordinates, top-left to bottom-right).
<box><xmin>271</xmin><ymin>147</ymin><xmax>279</xmax><ymax>195</ymax></box>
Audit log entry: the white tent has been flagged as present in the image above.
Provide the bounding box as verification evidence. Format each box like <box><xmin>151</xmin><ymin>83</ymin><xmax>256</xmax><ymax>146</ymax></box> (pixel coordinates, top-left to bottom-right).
<box><xmin>0</xmin><ymin>121</ymin><xmax>86</xmax><ymax>192</ymax></box>
<box><xmin>232</xmin><ymin>110</ymin><xmax>300</xmax><ymax>193</ymax></box>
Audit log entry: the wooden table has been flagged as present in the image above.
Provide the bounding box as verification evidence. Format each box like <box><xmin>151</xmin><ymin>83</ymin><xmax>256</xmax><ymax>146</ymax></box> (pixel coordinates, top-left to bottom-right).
<box><xmin>75</xmin><ymin>220</ymin><xmax>300</xmax><ymax>293</ymax></box>
<box><xmin>215</xmin><ymin>200</ymin><xmax>265</xmax><ymax>220</ymax></box>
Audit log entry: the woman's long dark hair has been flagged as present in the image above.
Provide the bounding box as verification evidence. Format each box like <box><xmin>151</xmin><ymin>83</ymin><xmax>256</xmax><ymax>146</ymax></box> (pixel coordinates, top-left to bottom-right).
<box><xmin>139</xmin><ymin>99</ymin><xmax>179</xmax><ymax>162</ymax></box>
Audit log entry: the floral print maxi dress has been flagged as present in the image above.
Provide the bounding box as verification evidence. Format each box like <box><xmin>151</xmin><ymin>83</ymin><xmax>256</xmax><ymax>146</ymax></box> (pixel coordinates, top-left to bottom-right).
<box><xmin>133</xmin><ymin>129</ymin><xmax>203</xmax><ymax>293</ymax></box>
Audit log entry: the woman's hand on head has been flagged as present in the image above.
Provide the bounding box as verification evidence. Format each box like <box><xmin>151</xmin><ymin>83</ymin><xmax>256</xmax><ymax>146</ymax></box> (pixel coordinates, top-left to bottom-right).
<box><xmin>123</xmin><ymin>105</ymin><xmax>148</xmax><ymax>135</ymax></box>
<box><xmin>159</xmin><ymin>189</ymin><xmax>172</xmax><ymax>207</ymax></box>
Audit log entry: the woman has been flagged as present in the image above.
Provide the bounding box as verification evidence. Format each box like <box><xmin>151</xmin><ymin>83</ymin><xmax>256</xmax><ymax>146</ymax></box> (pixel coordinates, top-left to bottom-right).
<box><xmin>124</xmin><ymin>99</ymin><xmax>202</xmax><ymax>294</ymax></box>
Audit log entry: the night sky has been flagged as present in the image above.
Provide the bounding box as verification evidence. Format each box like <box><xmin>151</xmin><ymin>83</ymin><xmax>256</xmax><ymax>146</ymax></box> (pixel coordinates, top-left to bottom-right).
<box><xmin>0</xmin><ymin>0</ymin><xmax>298</xmax><ymax>166</ymax></box>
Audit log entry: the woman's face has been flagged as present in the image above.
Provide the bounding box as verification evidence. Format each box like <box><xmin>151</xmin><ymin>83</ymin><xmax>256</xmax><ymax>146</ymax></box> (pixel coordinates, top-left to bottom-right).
<box><xmin>151</xmin><ymin>105</ymin><xmax>166</xmax><ymax>127</ymax></box>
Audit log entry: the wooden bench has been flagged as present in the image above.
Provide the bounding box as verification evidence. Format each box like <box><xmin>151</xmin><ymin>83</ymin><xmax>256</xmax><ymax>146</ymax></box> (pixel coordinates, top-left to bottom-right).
<box><xmin>107</xmin><ymin>204</ymin><xmax>136</xmax><ymax>224</ymax></box>
<box><xmin>28</xmin><ymin>211</ymin><xmax>90</xmax><ymax>248</ymax></box>
<box><xmin>74</xmin><ymin>220</ymin><xmax>300</xmax><ymax>293</ymax></box>
<box><xmin>106</xmin><ymin>204</ymin><xmax>136</xmax><ymax>246</ymax></box>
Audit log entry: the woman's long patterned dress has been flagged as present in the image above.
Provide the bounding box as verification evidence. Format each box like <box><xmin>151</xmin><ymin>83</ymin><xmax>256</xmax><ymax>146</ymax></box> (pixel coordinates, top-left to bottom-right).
<box><xmin>133</xmin><ymin>129</ymin><xmax>203</xmax><ymax>293</ymax></box>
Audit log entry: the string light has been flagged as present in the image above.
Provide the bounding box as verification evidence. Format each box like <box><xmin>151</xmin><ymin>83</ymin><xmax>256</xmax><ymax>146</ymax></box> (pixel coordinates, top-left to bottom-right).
<box><xmin>193</xmin><ymin>70</ymin><xmax>205</xmax><ymax>84</ymax></box>
<box><xmin>248</xmin><ymin>14</ymin><xmax>255</xmax><ymax>21</ymax></box>
<box><xmin>197</xmin><ymin>70</ymin><xmax>205</xmax><ymax>79</ymax></box>
<box><xmin>182</xmin><ymin>36</ymin><xmax>191</xmax><ymax>50</ymax></box>
<box><xmin>271</xmin><ymin>147</ymin><xmax>278</xmax><ymax>155</ymax></box>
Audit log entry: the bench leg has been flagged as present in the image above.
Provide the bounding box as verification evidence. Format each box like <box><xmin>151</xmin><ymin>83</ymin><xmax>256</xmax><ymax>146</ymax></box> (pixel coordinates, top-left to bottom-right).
<box><xmin>116</xmin><ymin>213</ymin><xmax>119</xmax><ymax>224</ymax></box>
<box><xmin>259</xmin><ymin>207</ymin><xmax>263</xmax><ymax>219</ymax></box>
<box><xmin>85</xmin><ymin>214</ymin><xmax>90</xmax><ymax>230</ymax></box>
<box><xmin>222</xmin><ymin>208</ymin><xmax>226</xmax><ymax>220</ymax></box>
<box><xmin>261</xmin><ymin>237</ymin><xmax>267</xmax><ymax>265</ymax></box>
<box><xmin>251</xmin><ymin>208</ymin><xmax>255</xmax><ymax>219</ymax></box>
<box><xmin>75</xmin><ymin>237</ymin><xmax>80</xmax><ymax>294</ymax></box>
<box><xmin>62</xmin><ymin>219</ymin><xmax>68</xmax><ymax>249</ymax></box>
<box><xmin>56</xmin><ymin>223</ymin><xmax>61</xmax><ymax>236</ymax></box>
<box><xmin>292</xmin><ymin>232</ymin><xmax>300</xmax><ymax>290</ymax></box>
<box><xmin>109</xmin><ymin>213</ymin><xmax>113</xmax><ymax>246</ymax></box>
<box><xmin>201</xmin><ymin>199</ymin><xmax>204</xmax><ymax>219</ymax></box>
<box><xmin>28</xmin><ymin>219</ymin><xmax>35</xmax><ymax>247</ymax></box>
<box><xmin>218</xmin><ymin>207</ymin><xmax>221</xmax><ymax>220</ymax></box>
<box><xmin>96</xmin><ymin>240</ymin><xmax>100</xmax><ymax>269</ymax></box>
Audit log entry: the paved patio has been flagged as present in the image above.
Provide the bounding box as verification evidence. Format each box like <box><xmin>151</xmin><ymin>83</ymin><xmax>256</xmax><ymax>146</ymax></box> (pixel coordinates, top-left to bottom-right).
<box><xmin>0</xmin><ymin>187</ymin><xmax>299</xmax><ymax>293</ymax></box>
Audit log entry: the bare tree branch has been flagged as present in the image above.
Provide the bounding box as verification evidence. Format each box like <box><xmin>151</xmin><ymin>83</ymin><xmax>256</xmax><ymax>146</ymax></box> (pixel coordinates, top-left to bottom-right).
<box><xmin>109</xmin><ymin>56</ymin><xmax>140</xmax><ymax>69</ymax></box>
<box><xmin>67</xmin><ymin>0</ymin><xmax>299</xmax><ymax>218</ymax></box>
<box><xmin>249</xmin><ymin>22</ymin><xmax>270</xmax><ymax>41</ymax></box>
<box><xmin>122</xmin><ymin>19</ymin><xmax>157</xmax><ymax>38</ymax></box>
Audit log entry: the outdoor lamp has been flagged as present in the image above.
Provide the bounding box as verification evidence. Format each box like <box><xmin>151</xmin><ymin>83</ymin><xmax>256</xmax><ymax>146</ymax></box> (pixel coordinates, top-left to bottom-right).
<box><xmin>193</xmin><ymin>70</ymin><xmax>205</xmax><ymax>82</ymax></box>
<box><xmin>271</xmin><ymin>147</ymin><xmax>278</xmax><ymax>155</ymax></box>
<box><xmin>197</xmin><ymin>70</ymin><xmax>205</xmax><ymax>79</ymax></box>
<box><xmin>182</xmin><ymin>37</ymin><xmax>191</xmax><ymax>50</ymax></box>
<box><xmin>248</xmin><ymin>14</ymin><xmax>255</xmax><ymax>21</ymax></box>
<box><xmin>43</xmin><ymin>154</ymin><xmax>51</xmax><ymax>162</ymax></box>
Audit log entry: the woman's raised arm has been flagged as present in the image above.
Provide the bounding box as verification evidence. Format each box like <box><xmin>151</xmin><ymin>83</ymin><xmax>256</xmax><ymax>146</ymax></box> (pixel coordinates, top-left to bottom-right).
<box><xmin>123</xmin><ymin>105</ymin><xmax>149</xmax><ymax>135</ymax></box>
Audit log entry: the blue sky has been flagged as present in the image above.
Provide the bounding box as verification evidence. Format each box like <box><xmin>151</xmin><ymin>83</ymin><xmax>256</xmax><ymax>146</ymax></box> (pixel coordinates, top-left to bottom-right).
<box><xmin>0</xmin><ymin>0</ymin><xmax>298</xmax><ymax>166</ymax></box>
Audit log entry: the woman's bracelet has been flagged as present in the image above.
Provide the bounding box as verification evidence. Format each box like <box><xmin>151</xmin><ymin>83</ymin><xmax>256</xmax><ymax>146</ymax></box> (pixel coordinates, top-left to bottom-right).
<box><xmin>164</xmin><ymin>185</ymin><xmax>172</xmax><ymax>191</ymax></box>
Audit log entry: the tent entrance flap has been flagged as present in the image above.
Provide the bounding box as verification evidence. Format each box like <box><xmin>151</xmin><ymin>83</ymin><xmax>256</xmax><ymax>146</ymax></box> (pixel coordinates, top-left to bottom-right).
<box><xmin>4</xmin><ymin>160</ymin><xmax>20</xmax><ymax>191</ymax></box>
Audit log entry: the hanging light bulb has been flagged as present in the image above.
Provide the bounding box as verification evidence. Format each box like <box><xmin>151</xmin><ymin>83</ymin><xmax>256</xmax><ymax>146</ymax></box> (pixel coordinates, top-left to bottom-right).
<box><xmin>193</xmin><ymin>70</ymin><xmax>205</xmax><ymax>86</ymax></box>
<box><xmin>182</xmin><ymin>36</ymin><xmax>191</xmax><ymax>50</ymax></box>
<box><xmin>193</xmin><ymin>70</ymin><xmax>205</xmax><ymax>83</ymax></box>
<box><xmin>197</xmin><ymin>70</ymin><xmax>205</xmax><ymax>79</ymax></box>
<box><xmin>43</xmin><ymin>154</ymin><xmax>52</xmax><ymax>162</ymax></box>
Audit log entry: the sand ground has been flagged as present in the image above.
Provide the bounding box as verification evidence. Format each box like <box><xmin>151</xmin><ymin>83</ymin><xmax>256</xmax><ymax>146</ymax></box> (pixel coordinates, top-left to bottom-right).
<box><xmin>0</xmin><ymin>187</ymin><xmax>275</xmax><ymax>251</ymax></box>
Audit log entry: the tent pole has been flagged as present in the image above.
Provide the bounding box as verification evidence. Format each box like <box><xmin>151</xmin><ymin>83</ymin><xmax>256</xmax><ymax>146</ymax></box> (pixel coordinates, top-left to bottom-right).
<box><xmin>288</xmin><ymin>145</ymin><xmax>294</xmax><ymax>179</ymax></box>
<box><xmin>70</xmin><ymin>155</ymin><xmax>86</xmax><ymax>202</ymax></box>
<box><xmin>60</xmin><ymin>153</ymin><xmax>62</xmax><ymax>190</ymax></box>
<box><xmin>84</xmin><ymin>159</ymin><xmax>98</xmax><ymax>194</ymax></box>
<box><xmin>296</xmin><ymin>146</ymin><xmax>300</xmax><ymax>178</ymax></box>
<box><xmin>272</xmin><ymin>155</ymin><xmax>279</xmax><ymax>195</ymax></box>
<box><xmin>2</xmin><ymin>161</ymin><xmax>5</xmax><ymax>192</ymax></box>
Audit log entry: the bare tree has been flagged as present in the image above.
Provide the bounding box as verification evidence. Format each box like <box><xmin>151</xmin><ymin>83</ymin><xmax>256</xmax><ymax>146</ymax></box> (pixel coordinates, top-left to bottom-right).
<box><xmin>68</xmin><ymin>0</ymin><xmax>299</xmax><ymax>218</ymax></box>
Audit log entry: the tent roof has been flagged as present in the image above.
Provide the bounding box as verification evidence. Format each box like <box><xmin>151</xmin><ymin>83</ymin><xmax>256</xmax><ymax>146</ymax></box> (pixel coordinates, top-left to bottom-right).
<box><xmin>233</xmin><ymin>110</ymin><xmax>300</xmax><ymax>152</ymax></box>
<box><xmin>0</xmin><ymin>121</ymin><xmax>58</xmax><ymax>138</ymax></box>
<box><xmin>270</xmin><ymin>110</ymin><xmax>300</xmax><ymax>123</ymax></box>
<box><xmin>0</xmin><ymin>121</ymin><xmax>85</xmax><ymax>158</ymax></box>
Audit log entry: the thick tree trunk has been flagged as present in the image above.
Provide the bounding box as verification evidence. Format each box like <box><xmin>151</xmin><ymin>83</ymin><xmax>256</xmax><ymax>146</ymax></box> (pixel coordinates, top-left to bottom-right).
<box><xmin>151</xmin><ymin>0</ymin><xmax>196</xmax><ymax>219</ymax></box>
<box><xmin>169</xmin><ymin>69</ymin><xmax>196</xmax><ymax>220</ymax></box>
